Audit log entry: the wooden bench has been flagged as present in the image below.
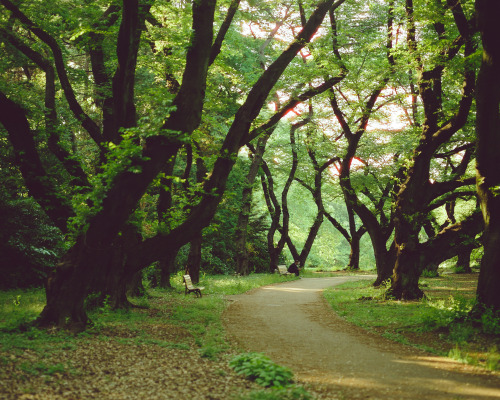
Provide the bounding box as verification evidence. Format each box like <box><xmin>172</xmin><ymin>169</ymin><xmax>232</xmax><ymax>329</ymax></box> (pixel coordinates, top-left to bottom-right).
<box><xmin>183</xmin><ymin>274</ymin><xmax>205</xmax><ymax>297</ymax></box>
<box><xmin>277</xmin><ymin>265</ymin><xmax>294</xmax><ymax>276</ymax></box>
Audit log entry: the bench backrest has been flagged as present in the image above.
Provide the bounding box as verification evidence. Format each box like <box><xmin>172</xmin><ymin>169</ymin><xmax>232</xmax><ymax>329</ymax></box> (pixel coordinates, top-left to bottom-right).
<box><xmin>183</xmin><ymin>274</ymin><xmax>195</xmax><ymax>289</ymax></box>
<box><xmin>277</xmin><ymin>265</ymin><xmax>288</xmax><ymax>274</ymax></box>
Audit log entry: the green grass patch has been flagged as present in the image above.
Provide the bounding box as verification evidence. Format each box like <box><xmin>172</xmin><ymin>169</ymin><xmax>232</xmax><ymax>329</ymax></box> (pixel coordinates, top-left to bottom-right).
<box><xmin>1</xmin><ymin>273</ymin><xmax>314</xmax><ymax>399</ymax></box>
<box><xmin>323</xmin><ymin>277</ymin><xmax>500</xmax><ymax>371</ymax></box>
<box><xmin>0</xmin><ymin>273</ymin><xmax>295</xmax><ymax>363</ymax></box>
<box><xmin>0</xmin><ymin>288</ymin><xmax>46</xmax><ymax>330</ymax></box>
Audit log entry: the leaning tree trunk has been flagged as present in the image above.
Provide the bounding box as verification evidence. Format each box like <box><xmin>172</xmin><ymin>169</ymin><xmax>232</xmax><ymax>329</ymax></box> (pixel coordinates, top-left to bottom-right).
<box><xmin>35</xmin><ymin>0</ymin><xmax>343</xmax><ymax>329</ymax></box>
<box><xmin>346</xmin><ymin>233</ymin><xmax>361</xmax><ymax>270</ymax></box>
<box><xmin>475</xmin><ymin>0</ymin><xmax>500</xmax><ymax>312</ymax></box>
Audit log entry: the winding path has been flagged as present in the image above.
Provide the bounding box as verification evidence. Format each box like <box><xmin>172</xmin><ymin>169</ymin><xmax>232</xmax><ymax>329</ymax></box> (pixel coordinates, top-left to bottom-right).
<box><xmin>223</xmin><ymin>276</ymin><xmax>500</xmax><ymax>399</ymax></box>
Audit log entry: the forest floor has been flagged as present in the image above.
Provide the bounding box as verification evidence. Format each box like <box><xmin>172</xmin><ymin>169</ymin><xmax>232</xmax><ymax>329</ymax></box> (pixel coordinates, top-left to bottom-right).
<box><xmin>223</xmin><ymin>274</ymin><xmax>500</xmax><ymax>399</ymax></box>
<box><xmin>1</xmin><ymin>272</ymin><xmax>499</xmax><ymax>399</ymax></box>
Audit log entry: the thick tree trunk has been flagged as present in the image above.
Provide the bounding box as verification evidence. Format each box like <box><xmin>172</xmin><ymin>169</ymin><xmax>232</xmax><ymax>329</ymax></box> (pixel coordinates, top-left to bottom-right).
<box><xmin>35</xmin><ymin>0</ymin><xmax>340</xmax><ymax>329</ymax></box>
<box><xmin>389</xmin><ymin>0</ymin><xmax>475</xmax><ymax>300</ymax></box>
<box><xmin>475</xmin><ymin>0</ymin><xmax>500</xmax><ymax>312</ymax></box>
<box><xmin>391</xmin><ymin>151</ymin><xmax>432</xmax><ymax>299</ymax></box>
<box><xmin>37</xmin><ymin>239</ymin><xmax>107</xmax><ymax>330</ymax></box>
<box><xmin>127</xmin><ymin>271</ymin><xmax>146</xmax><ymax>297</ymax></box>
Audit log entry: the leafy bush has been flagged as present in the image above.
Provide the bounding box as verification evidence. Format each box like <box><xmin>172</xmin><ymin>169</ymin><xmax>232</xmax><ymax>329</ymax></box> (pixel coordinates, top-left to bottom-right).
<box><xmin>479</xmin><ymin>308</ymin><xmax>500</xmax><ymax>335</ymax></box>
<box><xmin>230</xmin><ymin>353</ymin><xmax>294</xmax><ymax>388</ymax></box>
<box><xmin>0</xmin><ymin>195</ymin><xmax>64</xmax><ymax>289</ymax></box>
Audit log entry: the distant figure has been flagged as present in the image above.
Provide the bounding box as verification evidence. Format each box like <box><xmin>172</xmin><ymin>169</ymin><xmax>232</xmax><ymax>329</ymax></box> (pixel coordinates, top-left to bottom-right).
<box><xmin>288</xmin><ymin>260</ymin><xmax>301</xmax><ymax>276</ymax></box>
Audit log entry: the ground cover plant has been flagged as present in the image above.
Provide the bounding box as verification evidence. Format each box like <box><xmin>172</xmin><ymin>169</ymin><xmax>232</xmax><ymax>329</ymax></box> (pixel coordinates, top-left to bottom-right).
<box><xmin>323</xmin><ymin>271</ymin><xmax>500</xmax><ymax>371</ymax></box>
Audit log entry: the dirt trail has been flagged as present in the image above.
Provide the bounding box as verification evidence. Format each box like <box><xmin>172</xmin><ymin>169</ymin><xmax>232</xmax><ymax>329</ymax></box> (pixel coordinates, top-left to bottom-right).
<box><xmin>223</xmin><ymin>276</ymin><xmax>500</xmax><ymax>400</ymax></box>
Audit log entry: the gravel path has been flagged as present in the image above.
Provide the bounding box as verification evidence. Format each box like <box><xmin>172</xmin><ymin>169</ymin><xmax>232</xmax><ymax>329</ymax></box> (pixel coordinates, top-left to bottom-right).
<box><xmin>223</xmin><ymin>276</ymin><xmax>500</xmax><ymax>400</ymax></box>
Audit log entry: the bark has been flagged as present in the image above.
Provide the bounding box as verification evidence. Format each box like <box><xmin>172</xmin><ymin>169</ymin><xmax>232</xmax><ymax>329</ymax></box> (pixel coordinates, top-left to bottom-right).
<box><xmin>389</xmin><ymin>0</ymin><xmax>475</xmax><ymax>300</ymax></box>
<box><xmin>127</xmin><ymin>271</ymin><xmax>146</xmax><ymax>298</ymax></box>
<box><xmin>159</xmin><ymin>256</ymin><xmax>175</xmax><ymax>288</ymax></box>
<box><xmin>87</xmin><ymin>5</ymin><xmax>120</xmax><ymax>144</ymax></box>
<box><xmin>294</xmin><ymin>149</ymin><xmax>340</xmax><ymax>266</ymax></box>
<box><xmin>209</xmin><ymin>0</ymin><xmax>241</xmax><ymax>65</ymax></box>
<box><xmin>235</xmin><ymin>135</ymin><xmax>270</xmax><ymax>275</ymax></box>
<box><xmin>475</xmin><ymin>0</ymin><xmax>500</xmax><ymax>312</ymax></box>
<box><xmin>347</xmin><ymin>232</ymin><xmax>361</xmax><ymax>270</ymax></box>
<box><xmin>260</xmin><ymin>159</ymin><xmax>287</xmax><ymax>271</ymax></box>
<box><xmin>186</xmin><ymin>232</ymin><xmax>202</xmax><ymax>284</ymax></box>
<box><xmin>416</xmin><ymin>212</ymin><xmax>482</xmax><ymax>275</ymax></box>
<box><xmin>455</xmin><ymin>245</ymin><xmax>473</xmax><ymax>274</ymax></box>
<box><xmin>0</xmin><ymin>92</ymin><xmax>73</xmax><ymax>232</ymax></box>
<box><xmin>32</xmin><ymin>0</ymin><xmax>342</xmax><ymax>329</ymax></box>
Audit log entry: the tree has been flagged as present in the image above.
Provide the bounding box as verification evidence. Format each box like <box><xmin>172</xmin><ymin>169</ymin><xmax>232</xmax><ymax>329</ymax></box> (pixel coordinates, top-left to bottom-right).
<box><xmin>389</xmin><ymin>0</ymin><xmax>476</xmax><ymax>299</ymax></box>
<box><xmin>327</xmin><ymin>0</ymin><xmax>398</xmax><ymax>284</ymax></box>
<box><xmin>475</xmin><ymin>0</ymin><xmax>500</xmax><ymax>312</ymax></box>
<box><xmin>0</xmin><ymin>0</ymin><xmax>346</xmax><ymax>329</ymax></box>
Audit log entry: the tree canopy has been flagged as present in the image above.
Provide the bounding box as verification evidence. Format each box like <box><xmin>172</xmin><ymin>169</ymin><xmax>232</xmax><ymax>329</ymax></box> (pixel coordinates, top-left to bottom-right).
<box><xmin>1</xmin><ymin>0</ymin><xmax>498</xmax><ymax>329</ymax></box>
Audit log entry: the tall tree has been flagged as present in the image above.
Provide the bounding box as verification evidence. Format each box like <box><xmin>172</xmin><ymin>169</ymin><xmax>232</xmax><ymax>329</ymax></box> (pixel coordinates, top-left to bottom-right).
<box><xmin>475</xmin><ymin>0</ymin><xmax>500</xmax><ymax>312</ymax></box>
<box><xmin>389</xmin><ymin>0</ymin><xmax>476</xmax><ymax>299</ymax></box>
<box><xmin>0</xmin><ymin>0</ymin><xmax>345</xmax><ymax>329</ymax></box>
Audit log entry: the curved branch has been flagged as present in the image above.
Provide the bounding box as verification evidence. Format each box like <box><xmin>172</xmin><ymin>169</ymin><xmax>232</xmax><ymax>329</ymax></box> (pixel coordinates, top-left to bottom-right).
<box><xmin>209</xmin><ymin>0</ymin><xmax>241</xmax><ymax>65</ymax></box>
<box><xmin>0</xmin><ymin>92</ymin><xmax>74</xmax><ymax>232</ymax></box>
<box><xmin>1</xmin><ymin>0</ymin><xmax>103</xmax><ymax>147</ymax></box>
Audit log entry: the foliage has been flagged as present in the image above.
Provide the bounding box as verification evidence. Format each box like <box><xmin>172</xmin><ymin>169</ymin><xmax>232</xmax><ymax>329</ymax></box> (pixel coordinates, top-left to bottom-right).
<box><xmin>229</xmin><ymin>352</ymin><xmax>294</xmax><ymax>388</ymax></box>
<box><xmin>0</xmin><ymin>193</ymin><xmax>64</xmax><ymax>289</ymax></box>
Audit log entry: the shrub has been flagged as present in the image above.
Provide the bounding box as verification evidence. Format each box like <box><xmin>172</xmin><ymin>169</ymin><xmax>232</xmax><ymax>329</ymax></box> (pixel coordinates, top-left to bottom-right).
<box><xmin>229</xmin><ymin>353</ymin><xmax>294</xmax><ymax>388</ymax></box>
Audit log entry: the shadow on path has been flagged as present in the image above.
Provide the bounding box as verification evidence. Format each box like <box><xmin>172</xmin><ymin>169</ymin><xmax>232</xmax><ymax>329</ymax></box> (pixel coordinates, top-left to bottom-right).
<box><xmin>223</xmin><ymin>276</ymin><xmax>500</xmax><ymax>400</ymax></box>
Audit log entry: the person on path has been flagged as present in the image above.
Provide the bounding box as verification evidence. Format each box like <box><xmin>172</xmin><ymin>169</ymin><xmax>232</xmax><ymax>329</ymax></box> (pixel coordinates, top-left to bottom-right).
<box><xmin>288</xmin><ymin>260</ymin><xmax>301</xmax><ymax>276</ymax></box>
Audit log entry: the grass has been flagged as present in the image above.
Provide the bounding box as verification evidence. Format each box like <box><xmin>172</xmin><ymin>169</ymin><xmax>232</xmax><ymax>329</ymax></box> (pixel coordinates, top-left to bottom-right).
<box><xmin>323</xmin><ymin>272</ymin><xmax>500</xmax><ymax>371</ymax></box>
<box><xmin>0</xmin><ymin>272</ymin><xmax>302</xmax><ymax>398</ymax></box>
<box><xmin>1</xmin><ymin>270</ymin><xmax>498</xmax><ymax>399</ymax></box>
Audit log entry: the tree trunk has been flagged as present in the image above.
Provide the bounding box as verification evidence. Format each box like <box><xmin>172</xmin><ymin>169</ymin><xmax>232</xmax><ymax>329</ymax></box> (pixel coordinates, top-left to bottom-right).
<box><xmin>455</xmin><ymin>246</ymin><xmax>473</xmax><ymax>274</ymax></box>
<box><xmin>186</xmin><ymin>232</ymin><xmax>202</xmax><ymax>284</ymax></box>
<box><xmin>389</xmin><ymin>0</ymin><xmax>475</xmax><ymax>300</ymax></box>
<box><xmin>475</xmin><ymin>0</ymin><xmax>500</xmax><ymax>312</ymax></box>
<box><xmin>159</xmin><ymin>256</ymin><xmax>176</xmax><ymax>288</ymax></box>
<box><xmin>37</xmin><ymin>240</ymin><xmax>106</xmax><ymax>330</ymax></box>
<box><xmin>347</xmin><ymin>234</ymin><xmax>360</xmax><ymax>270</ymax></box>
<box><xmin>235</xmin><ymin>135</ymin><xmax>270</xmax><ymax>275</ymax></box>
<box><xmin>127</xmin><ymin>271</ymin><xmax>146</xmax><ymax>297</ymax></box>
<box><xmin>297</xmin><ymin>211</ymin><xmax>324</xmax><ymax>266</ymax></box>
<box><xmin>35</xmin><ymin>0</ymin><xmax>340</xmax><ymax>329</ymax></box>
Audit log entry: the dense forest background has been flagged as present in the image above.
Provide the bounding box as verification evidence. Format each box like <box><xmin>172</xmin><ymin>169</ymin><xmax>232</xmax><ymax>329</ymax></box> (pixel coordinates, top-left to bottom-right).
<box><xmin>0</xmin><ymin>0</ymin><xmax>499</xmax><ymax>329</ymax></box>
